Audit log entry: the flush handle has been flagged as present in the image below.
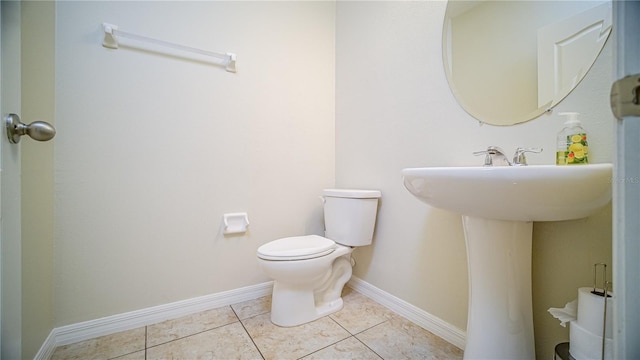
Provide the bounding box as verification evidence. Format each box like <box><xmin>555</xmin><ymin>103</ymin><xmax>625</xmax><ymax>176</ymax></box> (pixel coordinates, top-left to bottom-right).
<box><xmin>5</xmin><ymin>113</ymin><xmax>56</xmax><ymax>144</ymax></box>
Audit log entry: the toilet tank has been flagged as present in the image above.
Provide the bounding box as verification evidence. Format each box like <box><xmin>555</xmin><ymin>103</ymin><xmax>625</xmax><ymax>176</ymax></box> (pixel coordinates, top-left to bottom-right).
<box><xmin>322</xmin><ymin>189</ymin><xmax>381</xmax><ymax>246</ymax></box>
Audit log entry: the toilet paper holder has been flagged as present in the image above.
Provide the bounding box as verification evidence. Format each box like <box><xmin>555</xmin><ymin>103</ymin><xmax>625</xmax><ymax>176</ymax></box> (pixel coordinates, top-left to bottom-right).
<box><xmin>591</xmin><ymin>263</ymin><xmax>611</xmax><ymax>297</ymax></box>
<box><xmin>223</xmin><ymin>212</ymin><xmax>249</xmax><ymax>235</ymax></box>
<box><xmin>592</xmin><ymin>263</ymin><xmax>611</xmax><ymax>360</ymax></box>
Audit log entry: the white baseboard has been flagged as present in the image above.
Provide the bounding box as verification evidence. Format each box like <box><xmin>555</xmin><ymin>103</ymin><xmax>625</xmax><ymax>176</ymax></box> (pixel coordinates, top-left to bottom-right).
<box><xmin>35</xmin><ymin>331</ymin><xmax>57</xmax><ymax>360</ymax></box>
<box><xmin>34</xmin><ymin>281</ymin><xmax>274</xmax><ymax>360</ymax></box>
<box><xmin>347</xmin><ymin>276</ymin><xmax>466</xmax><ymax>350</ymax></box>
<box><xmin>36</xmin><ymin>277</ymin><xmax>465</xmax><ymax>359</ymax></box>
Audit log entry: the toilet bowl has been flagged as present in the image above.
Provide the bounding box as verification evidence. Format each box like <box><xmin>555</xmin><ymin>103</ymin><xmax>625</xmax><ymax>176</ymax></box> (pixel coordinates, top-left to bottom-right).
<box><xmin>257</xmin><ymin>189</ymin><xmax>381</xmax><ymax>327</ymax></box>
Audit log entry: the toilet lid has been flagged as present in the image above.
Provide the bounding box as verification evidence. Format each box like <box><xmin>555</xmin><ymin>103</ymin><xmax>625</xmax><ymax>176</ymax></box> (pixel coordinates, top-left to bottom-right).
<box><xmin>257</xmin><ymin>235</ymin><xmax>336</xmax><ymax>261</ymax></box>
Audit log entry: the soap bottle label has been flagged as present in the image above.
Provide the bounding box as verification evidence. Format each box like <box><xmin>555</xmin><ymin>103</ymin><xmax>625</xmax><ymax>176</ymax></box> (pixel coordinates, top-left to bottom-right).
<box><xmin>556</xmin><ymin>150</ymin><xmax>566</xmax><ymax>165</ymax></box>
<box><xmin>565</xmin><ymin>133</ymin><xmax>589</xmax><ymax>164</ymax></box>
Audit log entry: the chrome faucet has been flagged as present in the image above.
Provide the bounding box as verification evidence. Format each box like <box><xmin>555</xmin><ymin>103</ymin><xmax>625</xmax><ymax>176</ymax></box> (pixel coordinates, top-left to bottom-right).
<box><xmin>473</xmin><ymin>146</ymin><xmax>543</xmax><ymax>166</ymax></box>
<box><xmin>473</xmin><ymin>146</ymin><xmax>511</xmax><ymax>166</ymax></box>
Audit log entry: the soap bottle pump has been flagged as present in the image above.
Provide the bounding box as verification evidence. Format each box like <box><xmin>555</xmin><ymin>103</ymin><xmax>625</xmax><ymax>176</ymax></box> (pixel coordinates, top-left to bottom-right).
<box><xmin>556</xmin><ymin>112</ymin><xmax>589</xmax><ymax>165</ymax></box>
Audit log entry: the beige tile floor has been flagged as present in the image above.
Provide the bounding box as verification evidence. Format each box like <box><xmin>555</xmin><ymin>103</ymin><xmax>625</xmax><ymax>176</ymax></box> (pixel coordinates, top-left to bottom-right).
<box><xmin>51</xmin><ymin>287</ymin><xmax>463</xmax><ymax>360</ymax></box>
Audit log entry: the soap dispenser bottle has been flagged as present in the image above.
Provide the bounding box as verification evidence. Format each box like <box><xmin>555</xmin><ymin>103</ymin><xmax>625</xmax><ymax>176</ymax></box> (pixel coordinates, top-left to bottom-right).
<box><xmin>556</xmin><ymin>112</ymin><xmax>589</xmax><ymax>165</ymax></box>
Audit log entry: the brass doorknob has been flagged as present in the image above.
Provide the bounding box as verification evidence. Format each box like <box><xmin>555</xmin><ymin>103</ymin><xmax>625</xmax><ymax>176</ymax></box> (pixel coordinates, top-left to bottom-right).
<box><xmin>5</xmin><ymin>113</ymin><xmax>56</xmax><ymax>144</ymax></box>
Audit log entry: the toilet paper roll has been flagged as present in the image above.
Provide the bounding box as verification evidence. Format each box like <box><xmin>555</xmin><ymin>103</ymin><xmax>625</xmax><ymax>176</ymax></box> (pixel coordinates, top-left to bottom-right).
<box><xmin>577</xmin><ymin>287</ymin><xmax>613</xmax><ymax>337</ymax></box>
<box><xmin>570</xmin><ymin>320</ymin><xmax>613</xmax><ymax>360</ymax></box>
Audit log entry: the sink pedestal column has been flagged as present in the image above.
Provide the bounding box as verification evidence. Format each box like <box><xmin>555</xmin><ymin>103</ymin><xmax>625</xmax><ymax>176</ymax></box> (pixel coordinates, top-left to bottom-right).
<box><xmin>462</xmin><ymin>216</ymin><xmax>535</xmax><ymax>360</ymax></box>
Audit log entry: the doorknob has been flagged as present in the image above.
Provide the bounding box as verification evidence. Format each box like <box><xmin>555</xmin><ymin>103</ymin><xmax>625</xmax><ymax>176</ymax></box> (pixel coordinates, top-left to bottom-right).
<box><xmin>5</xmin><ymin>113</ymin><xmax>56</xmax><ymax>144</ymax></box>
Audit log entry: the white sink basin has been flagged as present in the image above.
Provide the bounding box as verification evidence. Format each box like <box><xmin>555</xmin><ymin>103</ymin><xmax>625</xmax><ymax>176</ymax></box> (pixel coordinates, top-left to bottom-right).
<box><xmin>402</xmin><ymin>163</ymin><xmax>613</xmax><ymax>359</ymax></box>
<box><xmin>402</xmin><ymin>164</ymin><xmax>612</xmax><ymax>222</ymax></box>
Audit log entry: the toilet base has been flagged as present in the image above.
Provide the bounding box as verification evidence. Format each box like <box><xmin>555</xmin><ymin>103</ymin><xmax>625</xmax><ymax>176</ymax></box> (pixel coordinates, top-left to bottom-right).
<box><xmin>271</xmin><ymin>283</ymin><xmax>345</xmax><ymax>327</ymax></box>
<box><xmin>269</xmin><ymin>254</ymin><xmax>352</xmax><ymax>327</ymax></box>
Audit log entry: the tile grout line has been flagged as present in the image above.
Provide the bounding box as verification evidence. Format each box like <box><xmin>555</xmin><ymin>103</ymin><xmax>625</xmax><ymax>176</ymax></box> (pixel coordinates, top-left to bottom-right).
<box><xmin>353</xmin><ymin>332</ymin><xmax>386</xmax><ymax>360</ymax></box>
<box><xmin>144</xmin><ymin>307</ymin><xmax>242</xmax><ymax>352</ymax></box>
<box><xmin>294</xmin><ymin>334</ymin><xmax>354</xmax><ymax>360</ymax></box>
<box><xmin>293</xmin><ymin>315</ymin><xmax>355</xmax><ymax>359</ymax></box>
<box><xmin>145</xmin><ymin>326</ymin><xmax>148</xmax><ymax>360</ymax></box>
<box><xmin>232</xmin><ymin>306</ymin><xmax>267</xmax><ymax>360</ymax></box>
<box><xmin>104</xmin><ymin>327</ymin><xmax>149</xmax><ymax>360</ymax></box>
<box><xmin>327</xmin><ymin>315</ymin><xmax>388</xmax><ymax>360</ymax></box>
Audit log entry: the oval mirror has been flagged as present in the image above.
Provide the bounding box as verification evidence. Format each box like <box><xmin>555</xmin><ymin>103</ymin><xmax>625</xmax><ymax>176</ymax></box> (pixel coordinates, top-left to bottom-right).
<box><xmin>443</xmin><ymin>1</ymin><xmax>612</xmax><ymax>126</ymax></box>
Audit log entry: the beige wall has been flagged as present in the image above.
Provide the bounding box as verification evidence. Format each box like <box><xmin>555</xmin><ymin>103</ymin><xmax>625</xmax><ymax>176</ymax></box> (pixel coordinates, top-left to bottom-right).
<box><xmin>53</xmin><ymin>1</ymin><xmax>336</xmax><ymax>325</ymax></box>
<box><xmin>335</xmin><ymin>2</ymin><xmax>613</xmax><ymax>359</ymax></box>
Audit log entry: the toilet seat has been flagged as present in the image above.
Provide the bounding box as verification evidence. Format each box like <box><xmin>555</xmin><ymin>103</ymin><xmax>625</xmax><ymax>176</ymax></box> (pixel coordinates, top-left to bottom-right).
<box><xmin>257</xmin><ymin>235</ymin><xmax>336</xmax><ymax>261</ymax></box>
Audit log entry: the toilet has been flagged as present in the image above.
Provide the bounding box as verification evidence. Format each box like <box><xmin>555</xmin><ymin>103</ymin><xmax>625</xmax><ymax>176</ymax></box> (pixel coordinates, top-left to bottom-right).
<box><xmin>256</xmin><ymin>189</ymin><xmax>381</xmax><ymax>327</ymax></box>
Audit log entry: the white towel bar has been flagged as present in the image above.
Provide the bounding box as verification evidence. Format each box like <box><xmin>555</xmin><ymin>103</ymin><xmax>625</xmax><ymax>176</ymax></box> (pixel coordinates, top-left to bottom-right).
<box><xmin>102</xmin><ymin>23</ymin><xmax>236</xmax><ymax>73</ymax></box>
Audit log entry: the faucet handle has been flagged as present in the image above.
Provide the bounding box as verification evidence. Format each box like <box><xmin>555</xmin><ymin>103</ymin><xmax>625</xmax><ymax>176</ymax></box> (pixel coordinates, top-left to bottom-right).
<box><xmin>512</xmin><ymin>147</ymin><xmax>542</xmax><ymax>166</ymax></box>
<box><xmin>473</xmin><ymin>146</ymin><xmax>510</xmax><ymax>166</ymax></box>
<box><xmin>473</xmin><ymin>149</ymin><xmax>493</xmax><ymax>166</ymax></box>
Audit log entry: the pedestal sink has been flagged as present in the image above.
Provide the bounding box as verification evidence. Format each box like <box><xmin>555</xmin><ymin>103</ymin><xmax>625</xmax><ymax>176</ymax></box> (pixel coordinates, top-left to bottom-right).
<box><xmin>402</xmin><ymin>164</ymin><xmax>612</xmax><ymax>360</ymax></box>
